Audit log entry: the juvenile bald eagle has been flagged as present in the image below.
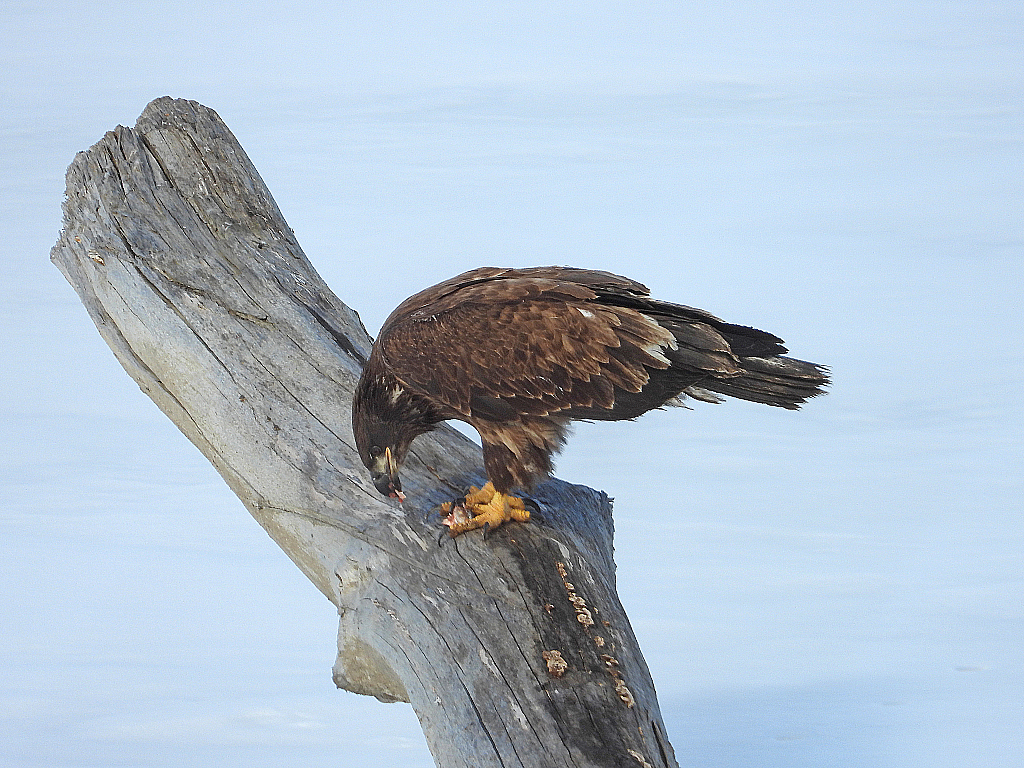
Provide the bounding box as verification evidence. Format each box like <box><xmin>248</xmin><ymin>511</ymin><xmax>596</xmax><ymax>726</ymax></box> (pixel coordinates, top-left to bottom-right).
<box><xmin>351</xmin><ymin>266</ymin><xmax>828</xmax><ymax>535</ymax></box>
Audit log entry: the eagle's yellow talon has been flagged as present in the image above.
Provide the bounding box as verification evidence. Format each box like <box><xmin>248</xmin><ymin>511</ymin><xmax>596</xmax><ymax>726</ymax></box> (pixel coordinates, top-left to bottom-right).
<box><xmin>443</xmin><ymin>481</ymin><xmax>530</xmax><ymax>537</ymax></box>
<box><xmin>507</xmin><ymin>495</ymin><xmax>530</xmax><ymax>523</ymax></box>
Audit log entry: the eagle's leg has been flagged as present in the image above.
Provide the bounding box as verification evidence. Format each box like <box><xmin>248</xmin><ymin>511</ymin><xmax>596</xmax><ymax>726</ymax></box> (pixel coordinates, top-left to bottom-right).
<box><xmin>441</xmin><ymin>481</ymin><xmax>530</xmax><ymax>537</ymax></box>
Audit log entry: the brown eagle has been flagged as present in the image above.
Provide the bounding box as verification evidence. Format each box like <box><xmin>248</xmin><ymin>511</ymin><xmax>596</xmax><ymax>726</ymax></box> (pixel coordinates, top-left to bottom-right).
<box><xmin>352</xmin><ymin>266</ymin><xmax>828</xmax><ymax>536</ymax></box>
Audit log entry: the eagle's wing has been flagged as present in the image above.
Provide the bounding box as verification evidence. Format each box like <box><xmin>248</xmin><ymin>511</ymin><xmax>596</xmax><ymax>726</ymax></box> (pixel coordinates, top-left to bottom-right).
<box><xmin>375</xmin><ymin>272</ymin><xmax>737</xmax><ymax>422</ymax></box>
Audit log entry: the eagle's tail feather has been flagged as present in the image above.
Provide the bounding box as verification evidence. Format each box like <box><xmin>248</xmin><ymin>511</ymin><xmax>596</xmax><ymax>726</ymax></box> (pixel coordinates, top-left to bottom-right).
<box><xmin>697</xmin><ymin>355</ymin><xmax>830</xmax><ymax>410</ymax></box>
<box><xmin>655</xmin><ymin>313</ymin><xmax>829</xmax><ymax>410</ymax></box>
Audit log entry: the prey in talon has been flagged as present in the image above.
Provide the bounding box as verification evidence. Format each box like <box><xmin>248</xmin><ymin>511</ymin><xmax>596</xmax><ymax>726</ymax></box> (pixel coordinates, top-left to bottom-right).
<box><xmin>440</xmin><ymin>482</ymin><xmax>531</xmax><ymax>537</ymax></box>
<box><xmin>351</xmin><ymin>267</ymin><xmax>829</xmax><ymax>538</ymax></box>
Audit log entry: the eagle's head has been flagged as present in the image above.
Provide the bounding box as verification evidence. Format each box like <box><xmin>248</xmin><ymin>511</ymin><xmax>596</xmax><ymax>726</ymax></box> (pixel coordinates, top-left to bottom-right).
<box><xmin>351</xmin><ymin>358</ymin><xmax>442</xmax><ymax>503</ymax></box>
<box><xmin>365</xmin><ymin>445</ymin><xmax>406</xmax><ymax>502</ymax></box>
<box><xmin>351</xmin><ymin>399</ymin><xmax>412</xmax><ymax>502</ymax></box>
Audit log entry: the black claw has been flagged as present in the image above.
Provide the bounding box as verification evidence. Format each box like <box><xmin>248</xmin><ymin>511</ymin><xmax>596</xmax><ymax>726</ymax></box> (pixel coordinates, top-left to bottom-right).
<box><xmin>482</xmin><ymin>521</ymin><xmax>491</xmax><ymax>541</ymax></box>
<box><xmin>521</xmin><ymin>497</ymin><xmax>544</xmax><ymax>525</ymax></box>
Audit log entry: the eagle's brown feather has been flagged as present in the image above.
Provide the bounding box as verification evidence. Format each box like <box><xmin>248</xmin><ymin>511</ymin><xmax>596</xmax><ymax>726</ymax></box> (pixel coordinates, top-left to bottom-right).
<box><xmin>352</xmin><ymin>266</ymin><xmax>829</xmax><ymax>500</ymax></box>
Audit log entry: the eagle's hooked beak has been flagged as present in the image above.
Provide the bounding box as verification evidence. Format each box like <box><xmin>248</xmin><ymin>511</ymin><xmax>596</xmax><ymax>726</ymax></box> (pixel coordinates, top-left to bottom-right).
<box><xmin>371</xmin><ymin>446</ymin><xmax>406</xmax><ymax>502</ymax></box>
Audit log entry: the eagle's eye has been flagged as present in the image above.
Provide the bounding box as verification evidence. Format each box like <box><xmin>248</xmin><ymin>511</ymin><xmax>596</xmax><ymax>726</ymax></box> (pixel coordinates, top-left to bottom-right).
<box><xmin>369</xmin><ymin>444</ymin><xmax>383</xmax><ymax>458</ymax></box>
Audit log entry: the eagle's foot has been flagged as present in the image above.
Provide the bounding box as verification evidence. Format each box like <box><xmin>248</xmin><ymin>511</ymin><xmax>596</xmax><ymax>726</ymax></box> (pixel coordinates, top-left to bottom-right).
<box><xmin>440</xmin><ymin>481</ymin><xmax>530</xmax><ymax>537</ymax></box>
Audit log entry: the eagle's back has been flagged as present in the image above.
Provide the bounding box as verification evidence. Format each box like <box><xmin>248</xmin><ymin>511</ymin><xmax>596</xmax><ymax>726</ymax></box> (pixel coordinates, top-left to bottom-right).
<box><xmin>370</xmin><ymin>266</ymin><xmax>825</xmax><ymax>426</ymax></box>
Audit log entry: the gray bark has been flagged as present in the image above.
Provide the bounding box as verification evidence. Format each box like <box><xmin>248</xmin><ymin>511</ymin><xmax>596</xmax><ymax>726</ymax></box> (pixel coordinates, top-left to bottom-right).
<box><xmin>50</xmin><ymin>97</ymin><xmax>678</xmax><ymax>768</ymax></box>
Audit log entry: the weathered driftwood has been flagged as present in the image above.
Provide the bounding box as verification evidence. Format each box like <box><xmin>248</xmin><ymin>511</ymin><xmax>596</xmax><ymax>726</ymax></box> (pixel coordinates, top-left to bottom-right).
<box><xmin>51</xmin><ymin>97</ymin><xmax>678</xmax><ymax>768</ymax></box>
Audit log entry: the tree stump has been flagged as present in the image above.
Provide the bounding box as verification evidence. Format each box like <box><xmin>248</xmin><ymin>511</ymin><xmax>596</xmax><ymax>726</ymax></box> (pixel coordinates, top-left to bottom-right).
<box><xmin>50</xmin><ymin>97</ymin><xmax>678</xmax><ymax>768</ymax></box>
